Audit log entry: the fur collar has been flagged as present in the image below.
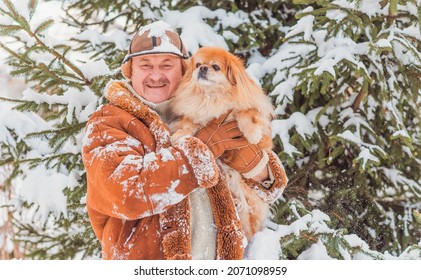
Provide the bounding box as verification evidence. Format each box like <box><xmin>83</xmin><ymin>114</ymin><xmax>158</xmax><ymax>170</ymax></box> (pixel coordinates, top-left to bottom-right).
<box><xmin>105</xmin><ymin>80</ymin><xmax>171</xmax><ymax>149</ymax></box>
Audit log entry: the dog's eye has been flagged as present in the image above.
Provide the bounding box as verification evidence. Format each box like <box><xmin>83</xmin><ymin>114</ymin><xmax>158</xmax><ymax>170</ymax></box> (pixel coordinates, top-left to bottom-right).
<box><xmin>196</xmin><ymin>63</ymin><xmax>201</xmax><ymax>68</ymax></box>
<box><xmin>212</xmin><ymin>64</ymin><xmax>220</xmax><ymax>71</ymax></box>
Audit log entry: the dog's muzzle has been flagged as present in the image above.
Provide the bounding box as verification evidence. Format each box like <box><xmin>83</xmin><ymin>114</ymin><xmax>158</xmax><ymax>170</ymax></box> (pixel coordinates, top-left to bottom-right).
<box><xmin>198</xmin><ymin>66</ymin><xmax>208</xmax><ymax>80</ymax></box>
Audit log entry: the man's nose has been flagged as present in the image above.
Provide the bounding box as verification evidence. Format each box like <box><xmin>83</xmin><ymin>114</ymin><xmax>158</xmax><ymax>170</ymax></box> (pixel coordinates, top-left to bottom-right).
<box><xmin>148</xmin><ymin>69</ymin><xmax>164</xmax><ymax>81</ymax></box>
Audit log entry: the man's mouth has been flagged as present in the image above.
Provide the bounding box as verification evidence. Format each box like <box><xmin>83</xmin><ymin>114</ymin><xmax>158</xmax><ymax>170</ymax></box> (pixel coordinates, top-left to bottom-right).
<box><xmin>146</xmin><ymin>84</ymin><xmax>166</xmax><ymax>88</ymax></box>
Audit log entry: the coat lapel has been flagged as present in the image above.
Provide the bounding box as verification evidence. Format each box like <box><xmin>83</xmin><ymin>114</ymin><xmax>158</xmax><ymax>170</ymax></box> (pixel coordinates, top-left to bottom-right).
<box><xmin>207</xmin><ymin>168</ymin><xmax>246</xmax><ymax>260</ymax></box>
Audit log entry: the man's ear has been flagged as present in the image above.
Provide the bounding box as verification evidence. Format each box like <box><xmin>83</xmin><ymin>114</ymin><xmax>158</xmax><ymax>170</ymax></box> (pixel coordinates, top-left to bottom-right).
<box><xmin>121</xmin><ymin>60</ymin><xmax>132</xmax><ymax>79</ymax></box>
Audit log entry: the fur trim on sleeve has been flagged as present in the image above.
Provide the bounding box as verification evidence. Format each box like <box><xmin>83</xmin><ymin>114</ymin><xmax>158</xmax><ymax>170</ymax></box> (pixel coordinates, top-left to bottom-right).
<box><xmin>244</xmin><ymin>150</ymin><xmax>288</xmax><ymax>203</ymax></box>
<box><xmin>173</xmin><ymin>136</ymin><xmax>219</xmax><ymax>189</ymax></box>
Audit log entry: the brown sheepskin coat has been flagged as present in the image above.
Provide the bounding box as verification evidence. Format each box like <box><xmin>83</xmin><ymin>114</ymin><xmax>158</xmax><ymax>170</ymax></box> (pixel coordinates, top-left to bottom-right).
<box><xmin>82</xmin><ymin>81</ymin><xmax>288</xmax><ymax>259</ymax></box>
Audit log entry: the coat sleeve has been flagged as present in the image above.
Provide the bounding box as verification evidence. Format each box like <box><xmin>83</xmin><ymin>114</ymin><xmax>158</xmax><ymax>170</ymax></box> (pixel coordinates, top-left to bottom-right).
<box><xmin>243</xmin><ymin>150</ymin><xmax>288</xmax><ymax>203</ymax></box>
<box><xmin>82</xmin><ymin>110</ymin><xmax>219</xmax><ymax>221</ymax></box>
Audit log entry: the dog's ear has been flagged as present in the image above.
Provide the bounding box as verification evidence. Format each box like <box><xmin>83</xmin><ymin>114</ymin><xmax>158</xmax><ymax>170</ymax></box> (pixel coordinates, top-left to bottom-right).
<box><xmin>181</xmin><ymin>57</ymin><xmax>195</xmax><ymax>81</ymax></box>
<box><xmin>227</xmin><ymin>55</ymin><xmax>260</xmax><ymax>94</ymax></box>
<box><xmin>226</xmin><ymin>56</ymin><xmax>240</xmax><ymax>86</ymax></box>
<box><xmin>181</xmin><ymin>58</ymin><xmax>188</xmax><ymax>75</ymax></box>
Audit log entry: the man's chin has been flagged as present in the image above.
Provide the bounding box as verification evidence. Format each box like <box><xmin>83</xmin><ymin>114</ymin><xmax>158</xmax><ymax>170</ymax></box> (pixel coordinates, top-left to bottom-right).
<box><xmin>144</xmin><ymin>92</ymin><xmax>171</xmax><ymax>103</ymax></box>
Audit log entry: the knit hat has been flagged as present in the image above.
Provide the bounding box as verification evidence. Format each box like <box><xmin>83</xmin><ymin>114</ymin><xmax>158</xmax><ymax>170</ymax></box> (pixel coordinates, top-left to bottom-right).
<box><xmin>121</xmin><ymin>21</ymin><xmax>188</xmax><ymax>79</ymax></box>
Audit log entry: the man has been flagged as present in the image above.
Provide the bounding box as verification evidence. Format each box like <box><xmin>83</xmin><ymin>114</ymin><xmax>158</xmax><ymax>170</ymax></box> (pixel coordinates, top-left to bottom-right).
<box><xmin>82</xmin><ymin>21</ymin><xmax>287</xmax><ymax>260</ymax></box>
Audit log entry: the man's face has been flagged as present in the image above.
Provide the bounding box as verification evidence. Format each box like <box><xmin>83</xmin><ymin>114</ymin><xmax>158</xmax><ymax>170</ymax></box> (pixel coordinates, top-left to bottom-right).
<box><xmin>131</xmin><ymin>54</ymin><xmax>183</xmax><ymax>103</ymax></box>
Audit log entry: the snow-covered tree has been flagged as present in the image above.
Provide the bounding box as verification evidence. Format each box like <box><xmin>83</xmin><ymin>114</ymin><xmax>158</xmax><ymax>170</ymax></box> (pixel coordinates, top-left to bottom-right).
<box><xmin>269</xmin><ymin>0</ymin><xmax>421</xmax><ymax>257</ymax></box>
<box><xmin>0</xmin><ymin>0</ymin><xmax>420</xmax><ymax>259</ymax></box>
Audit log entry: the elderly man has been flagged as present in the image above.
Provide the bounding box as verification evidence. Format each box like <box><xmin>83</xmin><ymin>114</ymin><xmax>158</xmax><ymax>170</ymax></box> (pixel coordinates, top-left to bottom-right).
<box><xmin>82</xmin><ymin>21</ymin><xmax>287</xmax><ymax>260</ymax></box>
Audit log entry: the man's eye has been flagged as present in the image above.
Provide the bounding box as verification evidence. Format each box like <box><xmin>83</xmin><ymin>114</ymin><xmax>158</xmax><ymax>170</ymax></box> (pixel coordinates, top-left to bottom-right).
<box><xmin>140</xmin><ymin>64</ymin><xmax>151</xmax><ymax>69</ymax></box>
<box><xmin>196</xmin><ymin>63</ymin><xmax>201</xmax><ymax>68</ymax></box>
<box><xmin>212</xmin><ymin>64</ymin><xmax>220</xmax><ymax>71</ymax></box>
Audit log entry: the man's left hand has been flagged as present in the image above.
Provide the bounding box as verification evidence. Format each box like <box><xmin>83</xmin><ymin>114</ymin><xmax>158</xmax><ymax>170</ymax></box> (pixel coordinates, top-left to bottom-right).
<box><xmin>220</xmin><ymin>143</ymin><xmax>269</xmax><ymax>181</ymax></box>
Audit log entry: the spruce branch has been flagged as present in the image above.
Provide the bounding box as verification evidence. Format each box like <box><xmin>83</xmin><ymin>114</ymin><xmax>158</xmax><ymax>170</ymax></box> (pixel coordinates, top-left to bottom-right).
<box><xmin>292</xmin><ymin>0</ymin><xmax>317</xmax><ymax>5</ymax></box>
<box><xmin>0</xmin><ymin>41</ymin><xmax>29</xmax><ymax>64</ymax></box>
<box><xmin>0</xmin><ymin>0</ymin><xmax>19</xmax><ymax>19</ymax></box>
<box><xmin>33</xmin><ymin>18</ymin><xmax>54</xmax><ymax>34</ymax></box>
<box><xmin>388</xmin><ymin>0</ymin><xmax>398</xmax><ymax>25</ymax></box>
<box><xmin>25</xmin><ymin>30</ymin><xmax>91</xmax><ymax>86</ymax></box>
<box><xmin>0</xmin><ymin>95</ymin><xmax>60</xmax><ymax>115</ymax></box>
<box><xmin>36</xmin><ymin>62</ymin><xmax>68</xmax><ymax>85</ymax></box>
<box><xmin>15</xmin><ymin>152</ymin><xmax>81</xmax><ymax>171</ymax></box>
<box><xmin>351</xmin><ymin>81</ymin><xmax>368</xmax><ymax>112</ymax></box>
<box><xmin>0</xmin><ymin>1</ymin><xmax>91</xmax><ymax>86</ymax></box>
<box><xmin>0</xmin><ymin>155</ymin><xmax>16</xmax><ymax>167</ymax></box>
<box><xmin>63</xmin><ymin>6</ymin><xmax>128</xmax><ymax>31</ymax></box>
<box><xmin>1</xmin><ymin>39</ymin><xmax>83</xmax><ymax>92</ymax></box>
<box><xmin>0</xmin><ymin>96</ymin><xmax>27</xmax><ymax>104</ymax></box>
<box><xmin>12</xmin><ymin>219</ymin><xmax>65</xmax><ymax>244</ymax></box>
<box><xmin>0</xmin><ymin>24</ymin><xmax>22</xmax><ymax>35</ymax></box>
<box><xmin>28</xmin><ymin>0</ymin><xmax>37</xmax><ymax>19</ymax></box>
<box><xmin>25</xmin><ymin>123</ymin><xmax>86</xmax><ymax>140</ymax></box>
<box><xmin>414</xmin><ymin>210</ymin><xmax>421</xmax><ymax>225</ymax></box>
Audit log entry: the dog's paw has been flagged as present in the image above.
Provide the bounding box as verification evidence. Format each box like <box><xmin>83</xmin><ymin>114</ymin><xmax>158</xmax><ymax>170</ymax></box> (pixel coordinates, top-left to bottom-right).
<box><xmin>171</xmin><ymin>127</ymin><xmax>197</xmax><ymax>146</ymax></box>
<box><xmin>171</xmin><ymin>130</ymin><xmax>186</xmax><ymax>145</ymax></box>
<box><xmin>245</xmin><ymin>126</ymin><xmax>263</xmax><ymax>145</ymax></box>
<box><xmin>237</xmin><ymin>117</ymin><xmax>263</xmax><ymax>145</ymax></box>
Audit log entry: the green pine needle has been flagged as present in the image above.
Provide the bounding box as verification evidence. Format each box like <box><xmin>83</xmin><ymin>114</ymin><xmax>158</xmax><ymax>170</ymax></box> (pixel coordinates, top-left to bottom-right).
<box><xmin>0</xmin><ymin>24</ymin><xmax>22</xmax><ymax>35</ymax></box>
<box><xmin>34</xmin><ymin>18</ymin><xmax>54</xmax><ymax>34</ymax></box>
<box><xmin>293</xmin><ymin>0</ymin><xmax>317</xmax><ymax>4</ymax></box>
<box><xmin>414</xmin><ymin>210</ymin><xmax>421</xmax><ymax>225</ymax></box>
<box><xmin>28</xmin><ymin>0</ymin><xmax>38</xmax><ymax>19</ymax></box>
<box><xmin>2</xmin><ymin>0</ymin><xmax>19</xmax><ymax>18</ymax></box>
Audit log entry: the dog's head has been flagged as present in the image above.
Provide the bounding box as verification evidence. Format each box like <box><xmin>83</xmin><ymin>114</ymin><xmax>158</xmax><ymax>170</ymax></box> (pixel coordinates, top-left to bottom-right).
<box><xmin>182</xmin><ymin>46</ymin><xmax>260</xmax><ymax>97</ymax></box>
<box><xmin>171</xmin><ymin>46</ymin><xmax>272</xmax><ymax>121</ymax></box>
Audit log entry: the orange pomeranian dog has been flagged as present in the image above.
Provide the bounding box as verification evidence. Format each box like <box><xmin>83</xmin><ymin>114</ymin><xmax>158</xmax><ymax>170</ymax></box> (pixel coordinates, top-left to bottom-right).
<box><xmin>169</xmin><ymin>46</ymin><xmax>275</xmax><ymax>238</ymax></box>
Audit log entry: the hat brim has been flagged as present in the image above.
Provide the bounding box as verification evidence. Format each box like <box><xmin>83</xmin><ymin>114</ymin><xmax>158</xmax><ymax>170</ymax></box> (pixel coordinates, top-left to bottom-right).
<box><xmin>123</xmin><ymin>51</ymin><xmax>189</xmax><ymax>63</ymax></box>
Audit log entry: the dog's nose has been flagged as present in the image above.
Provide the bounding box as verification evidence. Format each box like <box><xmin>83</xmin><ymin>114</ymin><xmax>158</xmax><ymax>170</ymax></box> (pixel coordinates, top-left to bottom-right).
<box><xmin>198</xmin><ymin>65</ymin><xmax>208</xmax><ymax>80</ymax></box>
<box><xmin>199</xmin><ymin>65</ymin><xmax>208</xmax><ymax>73</ymax></box>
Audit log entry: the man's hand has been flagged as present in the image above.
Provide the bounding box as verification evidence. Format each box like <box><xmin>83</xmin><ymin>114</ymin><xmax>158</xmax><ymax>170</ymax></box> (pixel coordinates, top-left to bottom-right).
<box><xmin>195</xmin><ymin>113</ymin><xmax>248</xmax><ymax>158</ymax></box>
<box><xmin>221</xmin><ymin>143</ymin><xmax>269</xmax><ymax>180</ymax></box>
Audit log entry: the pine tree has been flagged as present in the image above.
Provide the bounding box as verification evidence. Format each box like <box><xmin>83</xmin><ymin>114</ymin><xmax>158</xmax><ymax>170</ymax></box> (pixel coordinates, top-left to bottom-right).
<box><xmin>0</xmin><ymin>0</ymin><xmax>106</xmax><ymax>259</ymax></box>
<box><xmin>269</xmin><ymin>0</ymin><xmax>421</xmax><ymax>257</ymax></box>
<box><xmin>0</xmin><ymin>0</ymin><xmax>420</xmax><ymax>259</ymax></box>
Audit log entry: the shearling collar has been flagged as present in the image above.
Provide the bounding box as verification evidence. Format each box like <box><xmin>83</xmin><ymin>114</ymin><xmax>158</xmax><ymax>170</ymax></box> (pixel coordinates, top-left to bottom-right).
<box><xmin>105</xmin><ymin>80</ymin><xmax>161</xmax><ymax>124</ymax></box>
<box><xmin>105</xmin><ymin>80</ymin><xmax>172</xmax><ymax>149</ymax></box>
<box><xmin>123</xmin><ymin>81</ymin><xmax>173</xmax><ymax>123</ymax></box>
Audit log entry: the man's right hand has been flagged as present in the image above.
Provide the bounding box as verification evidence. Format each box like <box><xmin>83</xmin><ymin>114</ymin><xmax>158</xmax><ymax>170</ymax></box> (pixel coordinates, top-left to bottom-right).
<box><xmin>195</xmin><ymin>113</ymin><xmax>249</xmax><ymax>158</ymax></box>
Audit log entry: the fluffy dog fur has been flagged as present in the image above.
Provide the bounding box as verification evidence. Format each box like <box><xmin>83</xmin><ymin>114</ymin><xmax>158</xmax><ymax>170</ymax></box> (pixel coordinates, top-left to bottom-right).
<box><xmin>169</xmin><ymin>46</ymin><xmax>275</xmax><ymax>238</ymax></box>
